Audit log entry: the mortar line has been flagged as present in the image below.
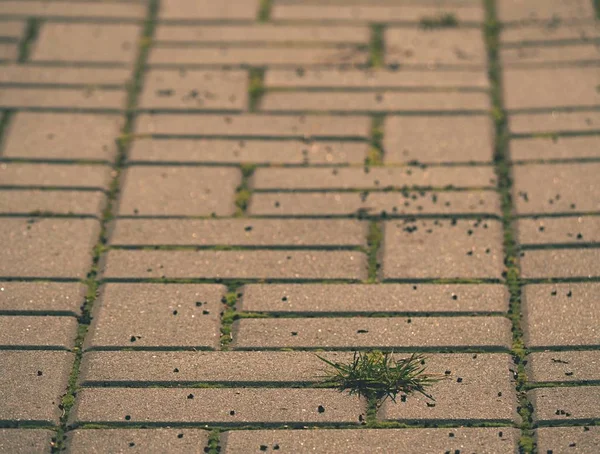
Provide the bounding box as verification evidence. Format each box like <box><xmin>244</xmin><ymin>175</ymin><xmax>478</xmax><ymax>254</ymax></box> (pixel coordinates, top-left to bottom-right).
<box><xmin>0</xmin><ymin>110</ymin><xmax>14</xmax><ymax>157</ymax></box>
<box><xmin>17</xmin><ymin>17</ymin><xmax>40</xmax><ymax>63</ymax></box>
<box><xmin>51</xmin><ymin>1</ymin><xmax>159</xmax><ymax>451</ymax></box>
<box><xmin>484</xmin><ymin>1</ymin><xmax>535</xmax><ymax>452</ymax></box>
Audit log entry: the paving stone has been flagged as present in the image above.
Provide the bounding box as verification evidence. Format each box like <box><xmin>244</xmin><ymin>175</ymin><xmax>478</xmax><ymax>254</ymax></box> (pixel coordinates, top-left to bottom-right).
<box><xmin>31</xmin><ymin>23</ymin><xmax>141</xmax><ymax>64</ymax></box>
<box><xmin>155</xmin><ymin>24</ymin><xmax>370</xmax><ymax>44</ymax></box>
<box><xmin>516</xmin><ymin>216</ymin><xmax>600</xmax><ymax>245</ymax></box>
<box><xmin>139</xmin><ymin>69</ymin><xmax>248</xmax><ymax>111</ymax></box>
<box><xmin>86</xmin><ymin>284</ymin><xmax>224</xmax><ymax>350</ymax></box>
<box><xmin>252</xmin><ymin>166</ymin><xmax>497</xmax><ymax>190</ymax></box>
<box><xmin>0</xmin><ymin>163</ymin><xmax>111</xmax><ymax>189</ymax></box>
<box><xmin>149</xmin><ymin>46</ymin><xmax>369</xmax><ymax>67</ymax></box>
<box><xmin>501</xmin><ymin>43</ymin><xmax>600</xmax><ymax>66</ymax></box>
<box><xmin>510</xmin><ymin>136</ymin><xmax>600</xmax><ymax>161</ymax></box>
<box><xmin>0</xmin><ymin>281</ymin><xmax>85</xmax><ymax>315</ymax></box>
<box><xmin>159</xmin><ymin>0</ymin><xmax>259</xmax><ymax>20</ymax></box>
<box><xmin>239</xmin><ymin>283</ymin><xmax>509</xmax><ymax>314</ymax></box>
<box><xmin>512</xmin><ymin>163</ymin><xmax>600</xmax><ymax>214</ymax></box>
<box><xmin>272</xmin><ymin>1</ymin><xmax>484</xmax><ymax>23</ymax></box>
<box><xmin>528</xmin><ymin>386</ymin><xmax>600</xmax><ymax>424</ymax></box>
<box><xmin>380</xmin><ymin>354</ymin><xmax>518</xmax><ymax>423</ymax></box>
<box><xmin>135</xmin><ymin>114</ymin><xmax>371</xmax><ymax>139</ymax></box>
<box><xmin>222</xmin><ymin>427</ymin><xmax>519</xmax><ymax>454</ymax></box>
<box><xmin>382</xmin><ymin>219</ymin><xmax>504</xmax><ymax>280</ymax></box>
<box><xmin>536</xmin><ymin>426</ymin><xmax>600</xmax><ymax>454</ymax></box>
<box><xmin>0</xmin><ymin>64</ymin><xmax>132</xmax><ymax>86</ymax></box>
<box><xmin>509</xmin><ymin>111</ymin><xmax>600</xmax><ymax>135</ymax></box>
<box><xmin>248</xmin><ymin>190</ymin><xmax>501</xmax><ymax>216</ymax></box>
<box><xmin>520</xmin><ymin>249</ymin><xmax>600</xmax><ymax>279</ymax></box>
<box><xmin>0</xmin><ymin>1</ymin><xmax>145</xmax><ymax>19</ymax></box>
<box><xmin>0</xmin><ymin>351</ymin><xmax>73</xmax><ymax>424</ymax></box>
<box><xmin>2</xmin><ymin>112</ymin><xmax>123</xmax><ymax>162</ymax></box>
<box><xmin>0</xmin><ymin>42</ymin><xmax>18</xmax><ymax>61</ymax></box>
<box><xmin>0</xmin><ymin>20</ymin><xmax>26</xmax><ymax>39</ymax></box>
<box><xmin>261</xmin><ymin>91</ymin><xmax>490</xmax><ymax>113</ymax></box>
<box><xmin>70</xmin><ymin>388</ymin><xmax>365</xmax><ymax>425</ymax></box>
<box><xmin>0</xmin><ymin>190</ymin><xmax>106</xmax><ymax>216</ymax></box>
<box><xmin>502</xmin><ymin>22</ymin><xmax>600</xmax><ymax>44</ymax></box>
<box><xmin>503</xmin><ymin>68</ymin><xmax>600</xmax><ymax>110</ymax></box>
<box><xmin>233</xmin><ymin>317</ymin><xmax>512</xmax><ymax>349</ymax></box>
<box><xmin>117</xmin><ymin>166</ymin><xmax>240</xmax><ymax>216</ymax></box>
<box><xmin>497</xmin><ymin>0</ymin><xmax>596</xmax><ymax>23</ymax></box>
<box><xmin>0</xmin><ymin>87</ymin><xmax>127</xmax><ymax>110</ymax></box>
<box><xmin>109</xmin><ymin>219</ymin><xmax>368</xmax><ymax>247</ymax></box>
<box><xmin>66</xmin><ymin>429</ymin><xmax>210</xmax><ymax>454</ymax></box>
<box><xmin>384</xmin><ymin>115</ymin><xmax>494</xmax><ymax>164</ymax></box>
<box><xmin>0</xmin><ymin>429</ymin><xmax>54</xmax><ymax>454</ymax></box>
<box><xmin>0</xmin><ymin>218</ymin><xmax>99</xmax><ymax>278</ymax></box>
<box><xmin>265</xmin><ymin>68</ymin><xmax>489</xmax><ymax>89</ymax></box>
<box><xmin>101</xmin><ymin>250</ymin><xmax>368</xmax><ymax>280</ymax></box>
<box><xmin>522</xmin><ymin>283</ymin><xmax>600</xmax><ymax>348</ymax></box>
<box><xmin>385</xmin><ymin>28</ymin><xmax>487</xmax><ymax>67</ymax></box>
<box><xmin>527</xmin><ymin>351</ymin><xmax>600</xmax><ymax>383</ymax></box>
<box><xmin>0</xmin><ymin>317</ymin><xmax>77</xmax><ymax>349</ymax></box>
<box><xmin>128</xmin><ymin>138</ymin><xmax>368</xmax><ymax>164</ymax></box>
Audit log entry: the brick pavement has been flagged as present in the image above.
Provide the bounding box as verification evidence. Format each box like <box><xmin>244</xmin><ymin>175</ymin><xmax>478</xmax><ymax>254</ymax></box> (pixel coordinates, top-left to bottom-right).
<box><xmin>0</xmin><ymin>1</ymin><xmax>598</xmax><ymax>453</ymax></box>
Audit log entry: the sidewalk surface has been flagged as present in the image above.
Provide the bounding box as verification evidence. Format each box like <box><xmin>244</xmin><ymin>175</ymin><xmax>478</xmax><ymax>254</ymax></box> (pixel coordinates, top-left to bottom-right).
<box><xmin>1</xmin><ymin>0</ymin><xmax>599</xmax><ymax>452</ymax></box>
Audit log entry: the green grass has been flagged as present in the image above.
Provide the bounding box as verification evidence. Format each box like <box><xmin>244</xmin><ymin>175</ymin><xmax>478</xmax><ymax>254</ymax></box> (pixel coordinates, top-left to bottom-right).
<box><xmin>258</xmin><ymin>0</ymin><xmax>273</xmax><ymax>22</ymax></box>
<box><xmin>419</xmin><ymin>13</ymin><xmax>459</xmax><ymax>29</ymax></box>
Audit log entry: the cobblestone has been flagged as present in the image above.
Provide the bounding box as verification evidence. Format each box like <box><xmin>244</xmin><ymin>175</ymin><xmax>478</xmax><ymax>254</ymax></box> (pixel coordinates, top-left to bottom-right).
<box><xmin>502</xmin><ymin>22</ymin><xmax>600</xmax><ymax>44</ymax></box>
<box><xmin>0</xmin><ymin>281</ymin><xmax>85</xmax><ymax>315</ymax></box>
<box><xmin>0</xmin><ymin>316</ymin><xmax>77</xmax><ymax>349</ymax></box>
<box><xmin>509</xmin><ymin>111</ymin><xmax>600</xmax><ymax>135</ymax></box>
<box><xmin>528</xmin><ymin>386</ymin><xmax>600</xmax><ymax>424</ymax></box>
<box><xmin>496</xmin><ymin>0</ymin><xmax>596</xmax><ymax>23</ymax></box>
<box><xmin>0</xmin><ymin>87</ymin><xmax>127</xmax><ymax>110</ymax></box>
<box><xmin>536</xmin><ymin>427</ymin><xmax>600</xmax><ymax>454</ymax></box>
<box><xmin>0</xmin><ymin>429</ymin><xmax>54</xmax><ymax>454</ymax></box>
<box><xmin>527</xmin><ymin>351</ymin><xmax>600</xmax><ymax>383</ymax></box>
<box><xmin>0</xmin><ymin>190</ymin><xmax>106</xmax><ymax>216</ymax></box>
<box><xmin>520</xmin><ymin>249</ymin><xmax>600</xmax><ymax>279</ymax></box>
<box><xmin>510</xmin><ymin>136</ymin><xmax>600</xmax><ymax>161</ymax></box>
<box><xmin>0</xmin><ymin>1</ymin><xmax>146</xmax><ymax>19</ymax></box>
<box><xmin>516</xmin><ymin>216</ymin><xmax>600</xmax><ymax>245</ymax></box>
<box><xmin>158</xmin><ymin>0</ymin><xmax>259</xmax><ymax>20</ymax></box>
<box><xmin>0</xmin><ymin>163</ymin><xmax>111</xmax><ymax>189</ymax></box>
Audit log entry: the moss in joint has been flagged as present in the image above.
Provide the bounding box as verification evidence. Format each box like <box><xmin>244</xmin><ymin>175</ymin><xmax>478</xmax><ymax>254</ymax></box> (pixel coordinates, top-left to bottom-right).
<box><xmin>420</xmin><ymin>13</ymin><xmax>459</xmax><ymax>29</ymax></box>
<box><xmin>248</xmin><ymin>68</ymin><xmax>265</xmax><ymax>112</ymax></box>
<box><xmin>365</xmin><ymin>116</ymin><xmax>385</xmax><ymax>166</ymax></box>
<box><xmin>367</xmin><ymin>221</ymin><xmax>383</xmax><ymax>283</ymax></box>
<box><xmin>369</xmin><ymin>24</ymin><xmax>385</xmax><ymax>68</ymax></box>
<box><xmin>258</xmin><ymin>0</ymin><xmax>273</xmax><ymax>22</ymax></box>
<box><xmin>235</xmin><ymin>164</ymin><xmax>257</xmax><ymax>216</ymax></box>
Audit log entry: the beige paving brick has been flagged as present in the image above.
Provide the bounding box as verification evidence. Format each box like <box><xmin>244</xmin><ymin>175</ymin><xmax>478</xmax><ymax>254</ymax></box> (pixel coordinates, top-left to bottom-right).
<box><xmin>0</xmin><ymin>163</ymin><xmax>111</xmax><ymax>189</ymax></box>
<box><xmin>528</xmin><ymin>386</ymin><xmax>600</xmax><ymax>424</ymax></box>
<box><xmin>0</xmin><ymin>20</ymin><xmax>26</xmax><ymax>39</ymax></box>
<box><xmin>66</xmin><ymin>429</ymin><xmax>210</xmax><ymax>454</ymax></box>
<box><xmin>260</xmin><ymin>91</ymin><xmax>490</xmax><ymax>113</ymax></box>
<box><xmin>0</xmin><ymin>87</ymin><xmax>127</xmax><ymax>110</ymax></box>
<box><xmin>0</xmin><ymin>351</ymin><xmax>73</xmax><ymax>424</ymax></box>
<box><xmin>382</xmin><ymin>219</ymin><xmax>504</xmax><ymax>280</ymax></box>
<box><xmin>510</xmin><ymin>136</ymin><xmax>600</xmax><ymax>161</ymax></box>
<box><xmin>0</xmin><ymin>64</ymin><xmax>132</xmax><ymax>86</ymax></box>
<box><xmin>380</xmin><ymin>354</ymin><xmax>518</xmax><ymax>423</ymax></box>
<box><xmin>504</xmin><ymin>67</ymin><xmax>600</xmax><ymax>110</ymax></box>
<box><xmin>117</xmin><ymin>166</ymin><xmax>241</xmax><ymax>216</ymax></box>
<box><xmin>252</xmin><ymin>166</ymin><xmax>496</xmax><ymax>190</ymax></box>
<box><xmin>527</xmin><ymin>351</ymin><xmax>600</xmax><ymax>383</ymax></box>
<box><xmin>509</xmin><ymin>111</ymin><xmax>600</xmax><ymax>135</ymax></box>
<box><xmin>0</xmin><ymin>316</ymin><xmax>77</xmax><ymax>349</ymax></box>
<box><xmin>386</xmin><ymin>28</ymin><xmax>487</xmax><ymax>67</ymax></box>
<box><xmin>86</xmin><ymin>284</ymin><xmax>225</xmax><ymax>350</ymax></box>
<box><xmin>536</xmin><ymin>426</ymin><xmax>600</xmax><ymax>453</ymax></box>
<box><xmin>512</xmin><ymin>163</ymin><xmax>600</xmax><ymax>214</ymax></box>
<box><xmin>248</xmin><ymin>190</ymin><xmax>501</xmax><ymax>216</ymax></box>
<box><xmin>501</xmin><ymin>43</ymin><xmax>600</xmax><ymax>66</ymax></box>
<box><xmin>0</xmin><ymin>218</ymin><xmax>99</xmax><ymax>278</ymax></box>
<box><xmin>109</xmin><ymin>219</ymin><xmax>368</xmax><ymax>247</ymax></box>
<box><xmin>135</xmin><ymin>114</ymin><xmax>371</xmax><ymax>139</ymax></box>
<box><xmin>0</xmin><ymin>1</ymin><xmax>146</xmax><ymax>19</ymax></box>
<box><xmin>497</xmin><ymin>0</ymin><xmax>596</xmax><ymax>23</ymax></box>
<box><xmin>520</xmin><ymin>249</ymin><xmax>600</xmax><ymax>279</ymax></box>
<box><xmin>2</xmin><ymin>112</ymin><xmax>123</xmax><ymax>162</ymax></box>
<box><xmin>155</xmin><ymin>24</ymin><xmax>370</xmax><ymax>44</ymax></box>
<box><xmin>502</xmin><ymin>22</ymin><xmax>600</xmax><ymax>44</ymax></box>
<box><xmin>31</xmin><ymin>23</ymin><xmax>141</xmax><ymax>64</ymax></box>
<box><xmin>523</xmin><ymin>283</ymin><xmax>600</xmax><ymax>348</ymax></box>
<box><xmin>0</xmin><ymin>42</ymin><xmax>18</xmax><ymax>61</ymax></box>
<box><xmin>139</xmin><ymin>69</ymin><xmax>248</xmax><ymax>111</ymax></box>
<box><xmin>70</xmin><ymin>388</ymin><xmax>365</xmax><ymax>425</ymax></box>
<box><xmin>102</xmin><ymin>250</ymin><xmax>368</xmax><ymax>280</ymax></box>
<box><xmin>0</xmin><ymin>281</ymin><xmax>85</xmax><ymax>315</ymax></box>
<box><xmin>149</xmin><ymin>46</ymin><xmax>369</xmax><ymax>67</ymax></box>
<box><xmin>128</xmin><ymin>138</ymin><xmax>368</xmax><ymax>164</ymax></box>
<box><xmin>516</xmin><ymin>216</ymin><xmax>600</xmax><ymax>245</ymax></box>
<box><xmin>232</xmin><ymin>317</ymin><xmax>512</xmax><ymax>350</ymax></box>
<box><xmin>0</xmin><ymin>429</ymin><xmax>54</xmax><ymax>454</ymax></box>
<box><xmin>222</xmin><ymin>428</ymin><xmax>519</xmax><ymax>454</ymax></box>
<box><xmin>384</xmin><ymin>115</ymin><xmax>494</xmax><ymax>164</ymax></box>
<box><xmin>0</xmin><ymin>190</ymin><xmax>106</xmax><ymax>216</ymax></box>
<box><xmin>159</xmin><ymin>0</ymin><xmax>260</xmax><ymax>20</ymax></box>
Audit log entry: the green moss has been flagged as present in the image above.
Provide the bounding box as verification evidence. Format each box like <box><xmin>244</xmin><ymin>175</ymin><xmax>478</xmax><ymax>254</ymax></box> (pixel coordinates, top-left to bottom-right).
<box><xmin>248</xmin><ymin>69</ymin><xmax>265</xmax><ymax>112</ymax></box>
<box><xmin>366</xmin><ymin>221</ymin><xmax>383</xmax><ymax>283</ymax></box>
<box><xmin>369</xmin><ymin>24</ymin><xmax>385</xmax><ymax>68</ymax></box>
<box><xmin>258</xmin><ymin>0</ymin><xmax>273</xmax><ymax>22</ymax></box>
<box><xmin>420</xmin><ymin>13</ymin><xmax>459</xmax><ymax>29</ymax></box>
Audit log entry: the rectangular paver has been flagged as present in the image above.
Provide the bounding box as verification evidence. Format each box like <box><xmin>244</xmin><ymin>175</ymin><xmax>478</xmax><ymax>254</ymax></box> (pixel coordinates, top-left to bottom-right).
<box><xmin>0</xmin><ymin>317</ymin><xmax>77</xmax><ymax>349</ymax></box>
<box><xmin>0</xmin><ymin>429</ymin><xmax>54</xmax><ymax>454</ymax></box>
<box><xmin>520</xmin><ymin>249</ymin><xmax>600</xmax><ymax>279</ymax></box>
<box><xmin>528</xmin><ymin>387</ymin><xmax>600</xmax><ymax>424</ymax></box>
<box><xmin>85</xmin><ymin>284</ymin><xmax>226</xmax><ymax>350</ymax></box>
<box><xmin>158</xmin><ymin>0</ymin><xmax>260</xmax><ymax>20</ymax></box>
<box><xmin>536</xmin><ymin>427</ymin><xmax>600</xmax><ymax>454</ymax></box>
<box><xmin>0</xmin><ymin>190</ymin><xmax>106</xmax><ymax>216</ymax></box>
<box><xmin>0</xmin><ymin>1</ymin><xmax>145</xmax><ymax>19</ymax></box>
<box><xmin>501</xmin><ymin>43</ymin><xmax>600</xmax><ymax>66</ymax></box>
<box><xmin>0</xmin><ymin>351</ymin><xmax>73</xmax><ymax>424</ymax></box>
<box><xmin>0</xmin><ymin>20</ymin><xmax>26</xmax><ymax>40</ymax></box>
<box><xmin>0</xmin><ymin>281</ymin><xmax>85</xmax><ymax>315</ymax></box>
<box><xmin>0</xmin><ymin>64</ymin><xmax>131</xmax><ymax>86</ymax></box>
<box><xmin>527</xmin><ymin>351</ymin><xmax>600</xmax><ymax>383</ymax></box>
<box><xmin>509</xmin><ymin>111</ymin><xmax>600</xmax><ymax>135</ymax></box>
<box><xmin>502</xmin><ymin>22</ymin><xmax>600</xmax><ymax>44</ymax></box>
<box><xmin>102</xmin><ymin>250</ymin><xmax>368</xmax><ymax>280</ymax></box>
<box><xmin>109</xmin><ymin>219</ymin><xmax>368</xmax><ymax>247</ymax></box>
<box><xmin>0</xmin><ymin>163</ymin><xmax>111</xmax><ymax>189</ymax></box>
<box><xmin>523</xmin><ymin>283</ymin><xmax>600</xmax><ymax>348</ymax></box>
<box><xmin>516</xmin><ymin>216</ymin><xmax>600</xmax><ymax>245</ymax></box>
<box><xmin>232</xmin><ymin>317</ymin><xmax>512</xmax><ymax>350</ymax></box>
<box><xmin>510</xmin><ymin>136</ymin><xmax>600</xmax><ymax>161</ymax></box>
<box><xmin>382</xmin><ymin>219</ymin><xmax>504</xmax><ymax>280</ymax></box>
<box><xmin>497</xmin><ymin>0</ymin><xmax>596</xmax><ymax>23</ymax></box>
<box><xmin>0</xmin><ymin>87</ymin><xmax>127</xmax><ymax>110</ymax></box>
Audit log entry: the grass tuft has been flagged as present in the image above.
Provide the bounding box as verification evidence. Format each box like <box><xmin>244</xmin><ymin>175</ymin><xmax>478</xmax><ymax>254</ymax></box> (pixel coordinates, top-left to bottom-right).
<box><xmin>420</xmin><ymin>13</ymin><xmax>459</xmax><ymax>29</ymax></box>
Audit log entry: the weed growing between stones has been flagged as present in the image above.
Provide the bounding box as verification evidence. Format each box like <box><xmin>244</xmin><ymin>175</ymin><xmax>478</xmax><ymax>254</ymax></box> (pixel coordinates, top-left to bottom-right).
<box><xmin>419</xmin><ymin>13</ymin><xmax>459</xmax><ymax>29</ymax></box>
<box><xmin>316</xmin><ymin>351</ymin><xmax>440</xmax><ymax>407</ymax></box>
